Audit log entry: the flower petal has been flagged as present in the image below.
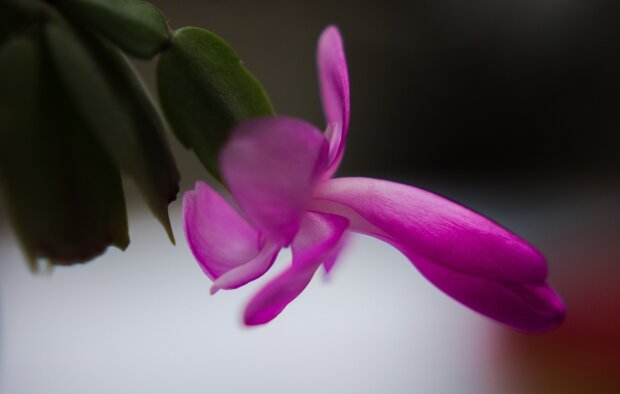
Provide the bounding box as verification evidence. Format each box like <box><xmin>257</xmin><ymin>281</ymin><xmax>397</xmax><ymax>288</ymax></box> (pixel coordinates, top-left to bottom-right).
<box><xmin>322</xmin><ymin>122</ymin><xmax>343</xmax><ymax>179</ymax></box>
<box><xmin>183</xmin><ymin>181</ymin><xmax>276</xmax><ymax>281</ymax></box>
<box><xmin>317</xmin><ymin>26</ymin><xmax>350</xmax><ymax>172</ymax></box>
<box><xmin>312</xmin><ymin>177</ymin><xmax>565</xmax><ymax>333</ymax></box>
<box><xmin>323</xmin><ymin>232</ymin><xmax>349</xmax><ymax>274</ymax></box>
<box><xmin>210</xmin><ymin>240</ymin><xmax>280</xmax><ymax>294</ymax></box>
<box><xmin>220</xmin><ymin>117</ymin><xmax>329</xmax><ymax>246</ymax></box>
<box><xmin>244</xmin><ymin>211</ymin><xmax>349</xmax><ymax>326</ymax></box>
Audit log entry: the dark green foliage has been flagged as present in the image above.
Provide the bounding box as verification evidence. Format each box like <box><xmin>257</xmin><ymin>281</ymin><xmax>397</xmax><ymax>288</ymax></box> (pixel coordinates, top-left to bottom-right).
<box><xmin>0</xmin><ymin>0</ymin><xmax>180</xmax><ymax>266</ymax></box>
<box><xmin>44</xmin><ymin>21</ymin><xmax>179</xmax><ymax>242</ymax></box>
<box><xmin>0</xmin><ymin>32</ymin><xmax>129</xmax><ymax>268</ymax></box>
<box><xmin>157</xmin><ymin>27</ymin><xmax>275</xmax><ymax>179</ymax></box>
<box><xmin>0</xmin><ymin>0</ymin><xmax>48</xmax><ymax>45</ymax></box>
<box><xmin>53</xmin><ymin>0</ymin><xmax>171</xmax><ymax>59</ymax></box>
<box><xmin>0</xmin><ymin>0</ymin><xmax>274</xmax><ymax>266</ymax></box>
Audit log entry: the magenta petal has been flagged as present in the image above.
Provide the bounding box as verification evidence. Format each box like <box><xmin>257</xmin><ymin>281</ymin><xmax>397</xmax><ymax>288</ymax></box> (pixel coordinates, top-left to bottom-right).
<box><xmin>323</xmin><ymin>232</ymin><xmax>349</xmax><ymax>274</ymax></box>
<box><xmin>317</xmin><ymin>26</ymin><xmax>350</xmax><ymax>172</ymax></box>
<box><xmin>312</xmin><ymin>177</ymin><xmax>565</xmax><ymax>333</ymax></box>
<box><xmin>221</xmin><ymin>117</ymin><xmax>329</xmax><ymax>246</ymax></box>
<box><xmin>418</xmin><ymin>255</ymin><xmax>566</xmax><ymax>333</ymax></box>
<box><xmin>183</xmin><ymin>181</ymin><xmax>269</xmax><ymax>280</ymax></box>
<box><xmin>323</xmin><ymin>122</ymin><xmax>344</xmax><ymax>179</ymax></box>
<box><xmin>244</xmin><ymin>211</ymin><xmax>349</xmax><ymax>326</ymax></box>
<box><xmin>210</xmin><ymin>240</ymin><xmax>280</xmax><ymax>294</ymax></box>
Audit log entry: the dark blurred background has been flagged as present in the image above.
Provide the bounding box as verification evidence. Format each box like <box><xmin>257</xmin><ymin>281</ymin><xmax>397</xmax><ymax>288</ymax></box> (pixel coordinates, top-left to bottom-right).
<box><xmin>142</xmin><ymin>0</ymin><xmax>620</xmax><ymax>183</ymax></box>
<box><xmin>1</xmin><ymin>1</ymin><xmax>619</xmax><ymax>393</ymax></box>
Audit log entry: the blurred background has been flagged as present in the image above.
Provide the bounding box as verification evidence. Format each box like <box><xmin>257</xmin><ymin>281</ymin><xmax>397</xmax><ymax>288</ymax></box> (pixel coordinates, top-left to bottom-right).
<box><xmin>1</xmin><ymin>0</ymin><xmax>619</xmax><ymax>393</ymax></box>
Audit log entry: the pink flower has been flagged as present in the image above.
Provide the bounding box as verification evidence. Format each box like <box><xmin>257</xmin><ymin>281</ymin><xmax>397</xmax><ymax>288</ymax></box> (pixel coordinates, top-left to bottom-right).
<box><xmin>183</xmin><ymin>26</ymin><xmax>565</xmax><ymax>332</ymax></box>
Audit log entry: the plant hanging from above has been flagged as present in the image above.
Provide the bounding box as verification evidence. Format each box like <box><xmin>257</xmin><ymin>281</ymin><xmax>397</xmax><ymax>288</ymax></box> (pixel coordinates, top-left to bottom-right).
<box><xmin>0</xmin><ymin>0</ymin><xmax>565</xmax><ymax>333</ymax></box>
<box><xmin>0</xmin><ymin>0</ymin><xmax>272</xmax><ymax>268</ymax></box>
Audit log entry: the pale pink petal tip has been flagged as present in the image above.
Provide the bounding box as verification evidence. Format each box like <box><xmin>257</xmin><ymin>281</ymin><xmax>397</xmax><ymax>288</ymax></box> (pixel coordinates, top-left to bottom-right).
<box><xmin>210</xmin><ymin>241</ymin><xmax>280</xmax><ymax>293</ymax></box>
<box><xmin>317</xmin><ymin>25</ymin><xmax>350</xmax><ymax>133</ymax></box>
<box><xmin>322</xmin><ymin>233</ymin><xmax>348</xmax><ymax>275</ymax></box>
<box><xmin>317</xmin><ymin>25</ymin><xmax>350</xmax><ymax>175</ymax></box>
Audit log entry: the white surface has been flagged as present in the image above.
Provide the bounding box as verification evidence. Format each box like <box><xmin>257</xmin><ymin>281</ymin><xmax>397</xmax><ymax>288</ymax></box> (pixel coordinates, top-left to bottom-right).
<box><xmin>0</xmin><ymin>205</ymin><xmax>495</xmax><ymax>394</ymax></box>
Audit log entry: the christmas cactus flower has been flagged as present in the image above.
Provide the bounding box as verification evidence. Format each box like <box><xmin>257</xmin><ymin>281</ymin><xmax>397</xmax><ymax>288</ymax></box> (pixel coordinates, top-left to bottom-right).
<box><xmin>183</xmin><ymin>26</ymin><xmax>565</xmax><ymax>332</ymax></box>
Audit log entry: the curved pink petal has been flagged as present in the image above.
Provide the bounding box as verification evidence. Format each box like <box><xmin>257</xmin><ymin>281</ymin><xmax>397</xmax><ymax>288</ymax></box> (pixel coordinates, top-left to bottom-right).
<box><xmin>312</xmin><ymin>177</ymin><xmax>566</xmax><ymax>333</ymax></box>
<box><xmin>317</xmin><ymin>26</ymin><xmax>350</xmax><ymax>173</ymax></box>
<box><xmin>244</xmin><ymin>211</ymin><xmax>349</xmax><ymax>326</ymax></box>
<box><xmin>323</xmin><ymin>232</ymin><xmax>349</xmax><ymax>274</ymax></box>
<box><xmin>183</xmin><ymin>181</ymin><xmax>270</xmax><ymax>280</ymax></box>
<box><xmin>220</xmin><ymin>117</ymin><xmax>329</xmax><ymax>246</ymax></box>
<box><xmin>210</xmin><ymin>240</ymin><xmax>280</xmax><ymax>294</ymax></box>
<box><xmin>322</xmin><ymin>122</ymin><xmax>344</xmax><ymax>179</ymax></box>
